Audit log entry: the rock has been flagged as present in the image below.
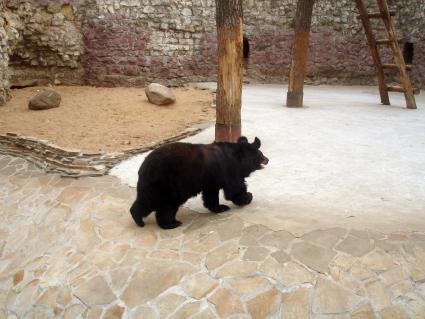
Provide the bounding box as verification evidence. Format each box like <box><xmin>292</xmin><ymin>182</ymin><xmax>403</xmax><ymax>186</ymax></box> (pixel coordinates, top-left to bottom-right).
<box><xmin>145</xmin><ymin>83</ymin><xmax>176</xmax><ymax>105</ymax></box>
<box><xmin>381</xmin><ymin>266</ymin><xmax>405</xmax><ymax>286</ymax></box>
<box><xmin>380</xmin><ymin>306</ymin><xmax>410</xmax><ymax>319</ymax></box>
<box><xmin>260</xmin><ymin>257</ymin><xmax>313</xmax><ymax>287</ymax></box>
<box><xmin>86</xmin><ymin>308</ymin><xmax>104</xmax><ymax>319</ymax></box>
<box><xmin>281</xmin><ymin>288</ymin><xmax>311</xmax><ymax>319</ymax></box>
<box><xmin>243</xmin><ymin>224</ymin><xmax>270</xmax><ymax>239</ymax></box>
<box><xmin>350</xmin><ymin>304</ymin><xmax>375</xmax><ymax>319</ymax></box>
<box><xmin>312</xmin><ymin>276</ymin><xmax>361</xmax><ymax>314</ymax></box>
<box><xmin>227</xmin><ymin>277</ymin><xmax>270</xmax><ymax>296</ymax></box>
<box><xmin>361</xmin><ymin>248</ymin><xmax>395</xmax><ymax>272</ymax></box>
<box><xmin>208</xmin><ymin>288</ymin><xmax>243</xmax><ymax>317</ymax></box>
<box><xmin>291</xmin><ymin>241</ymin><xmax>336</xmax><ymax>273</ymax></box>
<box><xmin>155</xmin><ymin>293</ymin><xmax>186</xmax><ymax>318</ymax></box>
<box><xmin>110</xmin><ymin>267</ymin><xmax>132</xmax><ymax>291</ymax></box>
<box><xmin>302</xmin><ymin>228</ymin><xmax>346</xmax><ymax>249</ymax></box>
<box><xmin>191</xmin><ymin>307</ymin><xmax>217</xmax><ymax>319</ymax></box>
<box><xmin>0</xmin><ymin>88</ymin><xmax>11</xmax><ymax>106</ymax></box>
<box><xmin>336</xmin><ymin>235</ymin><xmax>374</xmax><ymax>257</ymax></box>
<box><xmin>28</xmin><ymin>89</ymin><xmax>61</xmax><ymax>110</ymax></box>
<box><xmin>63</xmin><ymin>304</ymin><xmax>85</xmax><ymax>319</ymax></box>
<box><xmin>243</xmin><ymin>246</ymin><xmax>269</xmax><ymax>261</ymax></box>
<box><xmin>247</xmin><ymin>288</ymin><xmax>281</xmax><ymax>319</ymax></box>
<box><xmin>364</xmin><ymin>280</ymin><xmax>391</xmax><ymax>311</ymax></box>
<box><xmin>329</xmin><ymin>254</ymin><xmax>357</xmax><ymax>272</ymax></box>
<box><xmin>270</xmin><ymin>250</ymin><xmax>290</xmax><ymax>263</ymax></box>
<box><xmin>216</xmin><ymin>260</ymin><xmax>258</xmax><ymax>277</ymax></box>
<box><xmin>259</xmin><ymin>230</ymin><xmax>294</xmax><ymax>250</ymax></box>
<box><xmin>239</xmin><ymin>233</ymin><xmax>258</xmax><ymax>246</ymax></box>
<box><xmin>205</xmin><ymin>242</ymin><xmax>240</xmax><ymax>270</ymax></box>
<box><xmin>10</xmin><ymin>79</ymin><xmax>38</xmax><ymax>88</ymax></box>
<box><xmin>73</xmin><ymin>275</ymin><xmax>115</xmax><ymax>306</ymax></box>
<box><xmin>121</xmin><ymin>261</ymin><xmax>194</xmax><ymax>307</ymax></box>
<box><xmin>169</xmin><ymin>302</ymin><xmax>201</xmax><ymax>319</ymax></box>
<box><xmin>182</xmin><ymin>273</ymin><xmax>218</xmax><ymax>299</ymax></box>
<box><xmin>350</xmin><ymin>261</ymin><xmax>376</xmax><ymax>281</ymax></box>
<box><xmin>280</xmin><ymin>261</ymin><xmax>314</xmax><ymax>287</ymax></box>
<box><xmin>390</xmin><ymin>280</ymin><xmax>414</xmax><ymax>299</ymax></box>
<box><xmin>129</xmin><ymin>306</ymin><xmax>158</xmax><ymax>319</ymax></box>
<box><xmin>216</xmin><ymin>217</ymin><xmax>244</xmax><ymax>241</ymax></box>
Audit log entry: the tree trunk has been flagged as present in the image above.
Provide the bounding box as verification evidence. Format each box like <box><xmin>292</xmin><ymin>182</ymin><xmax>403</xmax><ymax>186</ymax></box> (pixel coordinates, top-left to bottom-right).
<box><xmin>215</xmin><ymin>0</ymin><xmax>243</xmax><ymax>142</ymax></box>
<box><xmin>286</xmin><ymin>0</ymin><xmax>315</xmax><ymax>107</ymax></box>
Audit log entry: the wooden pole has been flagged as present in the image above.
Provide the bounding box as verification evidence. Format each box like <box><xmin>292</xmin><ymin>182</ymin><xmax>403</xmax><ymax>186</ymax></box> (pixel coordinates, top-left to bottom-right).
<box><xmin>215</xmin><ymin>0</ymin><xmax>243</xmax><ymax>142</ymax></box>
<box><xmin>286</xmin><ymin>0</ymin><xmax>315</xmax><ymax>107</ymax></box>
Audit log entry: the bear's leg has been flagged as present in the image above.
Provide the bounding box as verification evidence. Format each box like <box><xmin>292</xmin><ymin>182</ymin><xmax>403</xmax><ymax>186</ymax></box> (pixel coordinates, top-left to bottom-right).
<box><xmin>224</xmin><ymin>181</ymin><xmax>253</xmax><ymax>206</ymax></box>
<box><xmin>156</xmin><ymin>205</ymin><xmax>182</xmax><ymax>229</ymax></box>
<box><xmin>202</xmin><ymin>189</ymin><xmax>230</xmax><ymax>213</ymax></box>
<box><xmin>231</xmin><ymin>192</ymin><xmax>253</xmax><ymax>206</ymax></box>
<box><xmin>130</xmin><ymin>200</ymin><xmax>147</xmax><ymax>227</ymax></box>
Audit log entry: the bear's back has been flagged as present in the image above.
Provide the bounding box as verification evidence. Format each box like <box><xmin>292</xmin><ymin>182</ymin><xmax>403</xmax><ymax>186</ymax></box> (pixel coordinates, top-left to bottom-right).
<box><xmin>139</xmin><ymin>142</ymin><xmax>238</xmax><ymax>187</ymax></box>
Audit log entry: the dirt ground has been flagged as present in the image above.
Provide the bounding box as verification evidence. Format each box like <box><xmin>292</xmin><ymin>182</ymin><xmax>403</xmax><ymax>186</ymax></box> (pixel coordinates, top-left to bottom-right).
<box><xmin>0</xmin><ymin>86</ymin><xmax>215</xmax><ymax>153</ymax></box>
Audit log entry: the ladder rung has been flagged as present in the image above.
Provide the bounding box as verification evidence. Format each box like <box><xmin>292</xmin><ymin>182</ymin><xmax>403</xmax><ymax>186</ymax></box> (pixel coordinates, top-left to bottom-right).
<box><xmin>386</xmin><ymin>85</ymin><xmax>420</xmax><ymax>95</ymax></box>
<box><xmin>367</xmin><ymin>10</ymin><xmax>396</xmax><ymax>19</ymax></box>
<box><xmin>376</xmin><ymin>38</ymin><xmax>401</xmax><ymax>45</ymax></box>
<box><xmin>382</xmin><ymin>64</ymin><xmax>412</xmax><ymax>71</ymax></box>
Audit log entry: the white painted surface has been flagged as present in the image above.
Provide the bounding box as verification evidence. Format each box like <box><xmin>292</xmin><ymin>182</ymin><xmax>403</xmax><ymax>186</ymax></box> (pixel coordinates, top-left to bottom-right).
<box><xmin>110</xmin><ymin>85</ymin><xmax>425</xmax><ymax>234</ymax></box>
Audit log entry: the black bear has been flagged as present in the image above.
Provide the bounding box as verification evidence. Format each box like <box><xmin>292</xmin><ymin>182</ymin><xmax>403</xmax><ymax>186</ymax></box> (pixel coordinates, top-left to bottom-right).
<box><xmin>130</xmin><ymin>136</ymin><xmax>269</xmax><ymax>229</ymax></box>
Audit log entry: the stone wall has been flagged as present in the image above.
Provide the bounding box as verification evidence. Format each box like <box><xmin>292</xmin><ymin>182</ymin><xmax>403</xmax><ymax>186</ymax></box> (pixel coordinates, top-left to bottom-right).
<box><xmin>0</xmin><ymin>123</ymin><xmax>206</xmax><ymax>177</ymax></box>
<box><xmin>0</xmin><ymin>0</ymin><xmax>10</xmax><ymax>105</ymax></box>
<box><xmin>0</xmin><ymin>0</ymin><xmax>423</xmax><ymax>91</ymax></box>
<box><xmin>83</xmin><ymin>0</ymin><xmax>218</xmax><ymax>86</ymax></box>
<box><xmin>4</xmin><ymin>0</ymin><xmax>85</xmax><ymax>87</ymax></box>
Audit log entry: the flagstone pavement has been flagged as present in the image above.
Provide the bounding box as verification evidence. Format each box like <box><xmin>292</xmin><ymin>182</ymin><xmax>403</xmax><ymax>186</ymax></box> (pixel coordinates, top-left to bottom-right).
<box><xmin>1</xmin><ymin>154</ymin><xmax>425</xmax><ymax>319</ymax></box>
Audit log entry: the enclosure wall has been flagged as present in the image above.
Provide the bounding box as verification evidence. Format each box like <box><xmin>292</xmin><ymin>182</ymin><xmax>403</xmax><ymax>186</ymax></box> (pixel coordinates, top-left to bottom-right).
<box><xmin>0</xmin><ymin>0</ymin><xmax>424</xmax><ymax>89</ymax></box>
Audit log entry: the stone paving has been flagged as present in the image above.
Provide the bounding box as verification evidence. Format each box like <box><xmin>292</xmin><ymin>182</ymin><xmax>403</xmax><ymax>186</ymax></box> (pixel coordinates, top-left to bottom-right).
<box><xmin>1</xmin><ymin>154</ymin><xmax>425</xmax><ymax>319</ymax></box>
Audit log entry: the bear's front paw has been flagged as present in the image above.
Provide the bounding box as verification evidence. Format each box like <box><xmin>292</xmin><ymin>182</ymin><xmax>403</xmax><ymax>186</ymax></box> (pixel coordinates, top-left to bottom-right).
<box><xmin>132</xmin><ymin>217</ymin><xmax>145</xmax><ymax>227</ymax></box>
<box><xmin>232</xmin><ymin>192</ymin><xmax>253</xmax><ymax>206</ymax></box>
<box><xmin>209</xmin><ymin>204</ymin><xmax>230</xmax><ymax>214</ymax></box>
<box><xmin>158</xmin><ymin>220</ymin><xmax>182</xmax><ymax>229</ymax></box>
<box><xmin>136</xmin><ymin>219</ymin><xmax>145</xmax><ymax>227</ymax></box>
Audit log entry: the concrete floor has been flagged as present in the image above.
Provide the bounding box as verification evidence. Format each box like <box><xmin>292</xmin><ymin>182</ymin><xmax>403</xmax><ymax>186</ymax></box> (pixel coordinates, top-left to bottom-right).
<box><xmin>111</xmin><ymin>85</ymin><xmax>425</xmax><ymax>235</ymax></box>
<box><xmin>2</xmin><ymin>85</ymin><xmax>425</xmax><ymax>318</ymax></box>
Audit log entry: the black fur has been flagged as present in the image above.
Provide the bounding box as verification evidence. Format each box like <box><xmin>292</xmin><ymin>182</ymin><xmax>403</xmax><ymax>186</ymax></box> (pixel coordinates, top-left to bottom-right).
<box><xmin>130</xmin><ymin>136</ymin><xmax>269</xmax><ymax>229</ymax></box>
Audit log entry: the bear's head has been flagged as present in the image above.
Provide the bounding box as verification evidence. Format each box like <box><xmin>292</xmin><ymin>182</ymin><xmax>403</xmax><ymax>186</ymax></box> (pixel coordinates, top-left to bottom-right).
<box><xmin>236</xmin><ymin>136</ymin><xmax>269</xmax><ymax>177</ymax></box>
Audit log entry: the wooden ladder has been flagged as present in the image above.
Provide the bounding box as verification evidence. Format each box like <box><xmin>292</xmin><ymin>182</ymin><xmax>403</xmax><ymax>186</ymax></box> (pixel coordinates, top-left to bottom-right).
<box><xmin>355</xmin><ymin>0</ymin><xmax>419</xmax><ymax>109</ymax></box>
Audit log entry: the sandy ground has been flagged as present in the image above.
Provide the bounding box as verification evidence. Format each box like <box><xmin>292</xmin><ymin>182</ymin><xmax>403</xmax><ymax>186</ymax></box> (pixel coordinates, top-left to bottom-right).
<box><xmin>112</xmin><ymin>84</ymin><xmax>425</xmax><ymax>235</ymax></box>
<box><xmin>0</xmin><ymin>86</ymin><xmax>214</xmax><ymax>153</ymax></box>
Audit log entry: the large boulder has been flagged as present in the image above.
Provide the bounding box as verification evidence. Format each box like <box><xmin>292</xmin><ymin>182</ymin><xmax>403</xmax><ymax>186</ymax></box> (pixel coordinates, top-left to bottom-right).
<box><xmin>29</xmin><ymin>89</ymin><xmax>61</xmax><ymax>110</ymax></box>
<box><xmin>145</xmin><ymin>83</ymin><xmax>176</xmax><ymax>106</ymax></box>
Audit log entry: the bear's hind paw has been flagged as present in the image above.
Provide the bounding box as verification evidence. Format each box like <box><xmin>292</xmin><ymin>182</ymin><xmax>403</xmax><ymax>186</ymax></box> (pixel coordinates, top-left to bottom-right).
<box><xmin>209</xmin><ymin>204</ymin><xmax>230</xmax><ymax>213</ymax></box>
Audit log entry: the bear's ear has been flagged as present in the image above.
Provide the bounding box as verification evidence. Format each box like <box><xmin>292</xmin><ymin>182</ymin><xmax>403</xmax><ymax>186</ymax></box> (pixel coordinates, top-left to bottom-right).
<box><xmin>237</xmin><ymin>136</ymin><xmax>248</xmax><ymax>144</ymax></box>
<box><xmin>252</xmin><ymin>137</ymin><xmax>261</xmax><ymax>149</ymax></box>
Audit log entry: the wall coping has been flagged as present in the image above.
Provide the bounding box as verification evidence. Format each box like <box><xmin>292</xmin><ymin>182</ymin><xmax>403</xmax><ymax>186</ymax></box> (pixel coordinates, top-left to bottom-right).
<box><xmin>0</xmin><ymin>122</ymin><xmax>211</xmax><ymax>177</ymax></box>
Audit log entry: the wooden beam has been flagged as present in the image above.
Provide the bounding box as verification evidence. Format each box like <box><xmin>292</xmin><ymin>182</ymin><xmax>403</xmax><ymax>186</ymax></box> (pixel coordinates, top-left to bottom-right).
<box><xmin>354</xmin><ymin>0</ymin><xmax>390</xmax><ymax>105</ymax></box>
<box><xmin>376</xmin><ymin>0</ymin><xmax>416</xmax><ymax>109</ymax></box>
<box><xmin>215</xmin><ymin>0</ymin><xmax>244</xmax><ymax>142</ymax></box>
<box><xmin>286</xmin><ymin>0</ymin><xmax>315</xmax><ymax>108</ymax></box>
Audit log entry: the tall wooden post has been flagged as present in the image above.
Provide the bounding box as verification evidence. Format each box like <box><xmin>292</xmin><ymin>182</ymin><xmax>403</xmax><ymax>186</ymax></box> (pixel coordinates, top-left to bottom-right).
<box><xmin>215</xmin><ymin>0</ymin><xmax>244</xmax><ymax>142</ymax></box>
<box><xmin>286</xmin><ymin>0</ymin><xmax>315</xmax><ymax>107</ymax></box>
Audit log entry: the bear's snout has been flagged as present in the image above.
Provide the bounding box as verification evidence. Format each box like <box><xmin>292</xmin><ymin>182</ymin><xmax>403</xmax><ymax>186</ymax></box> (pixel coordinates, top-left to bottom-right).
<box><xmin>258</xmin><ymin>155</ymin><xmax>269</xmax><ymax>169</ymax></box>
